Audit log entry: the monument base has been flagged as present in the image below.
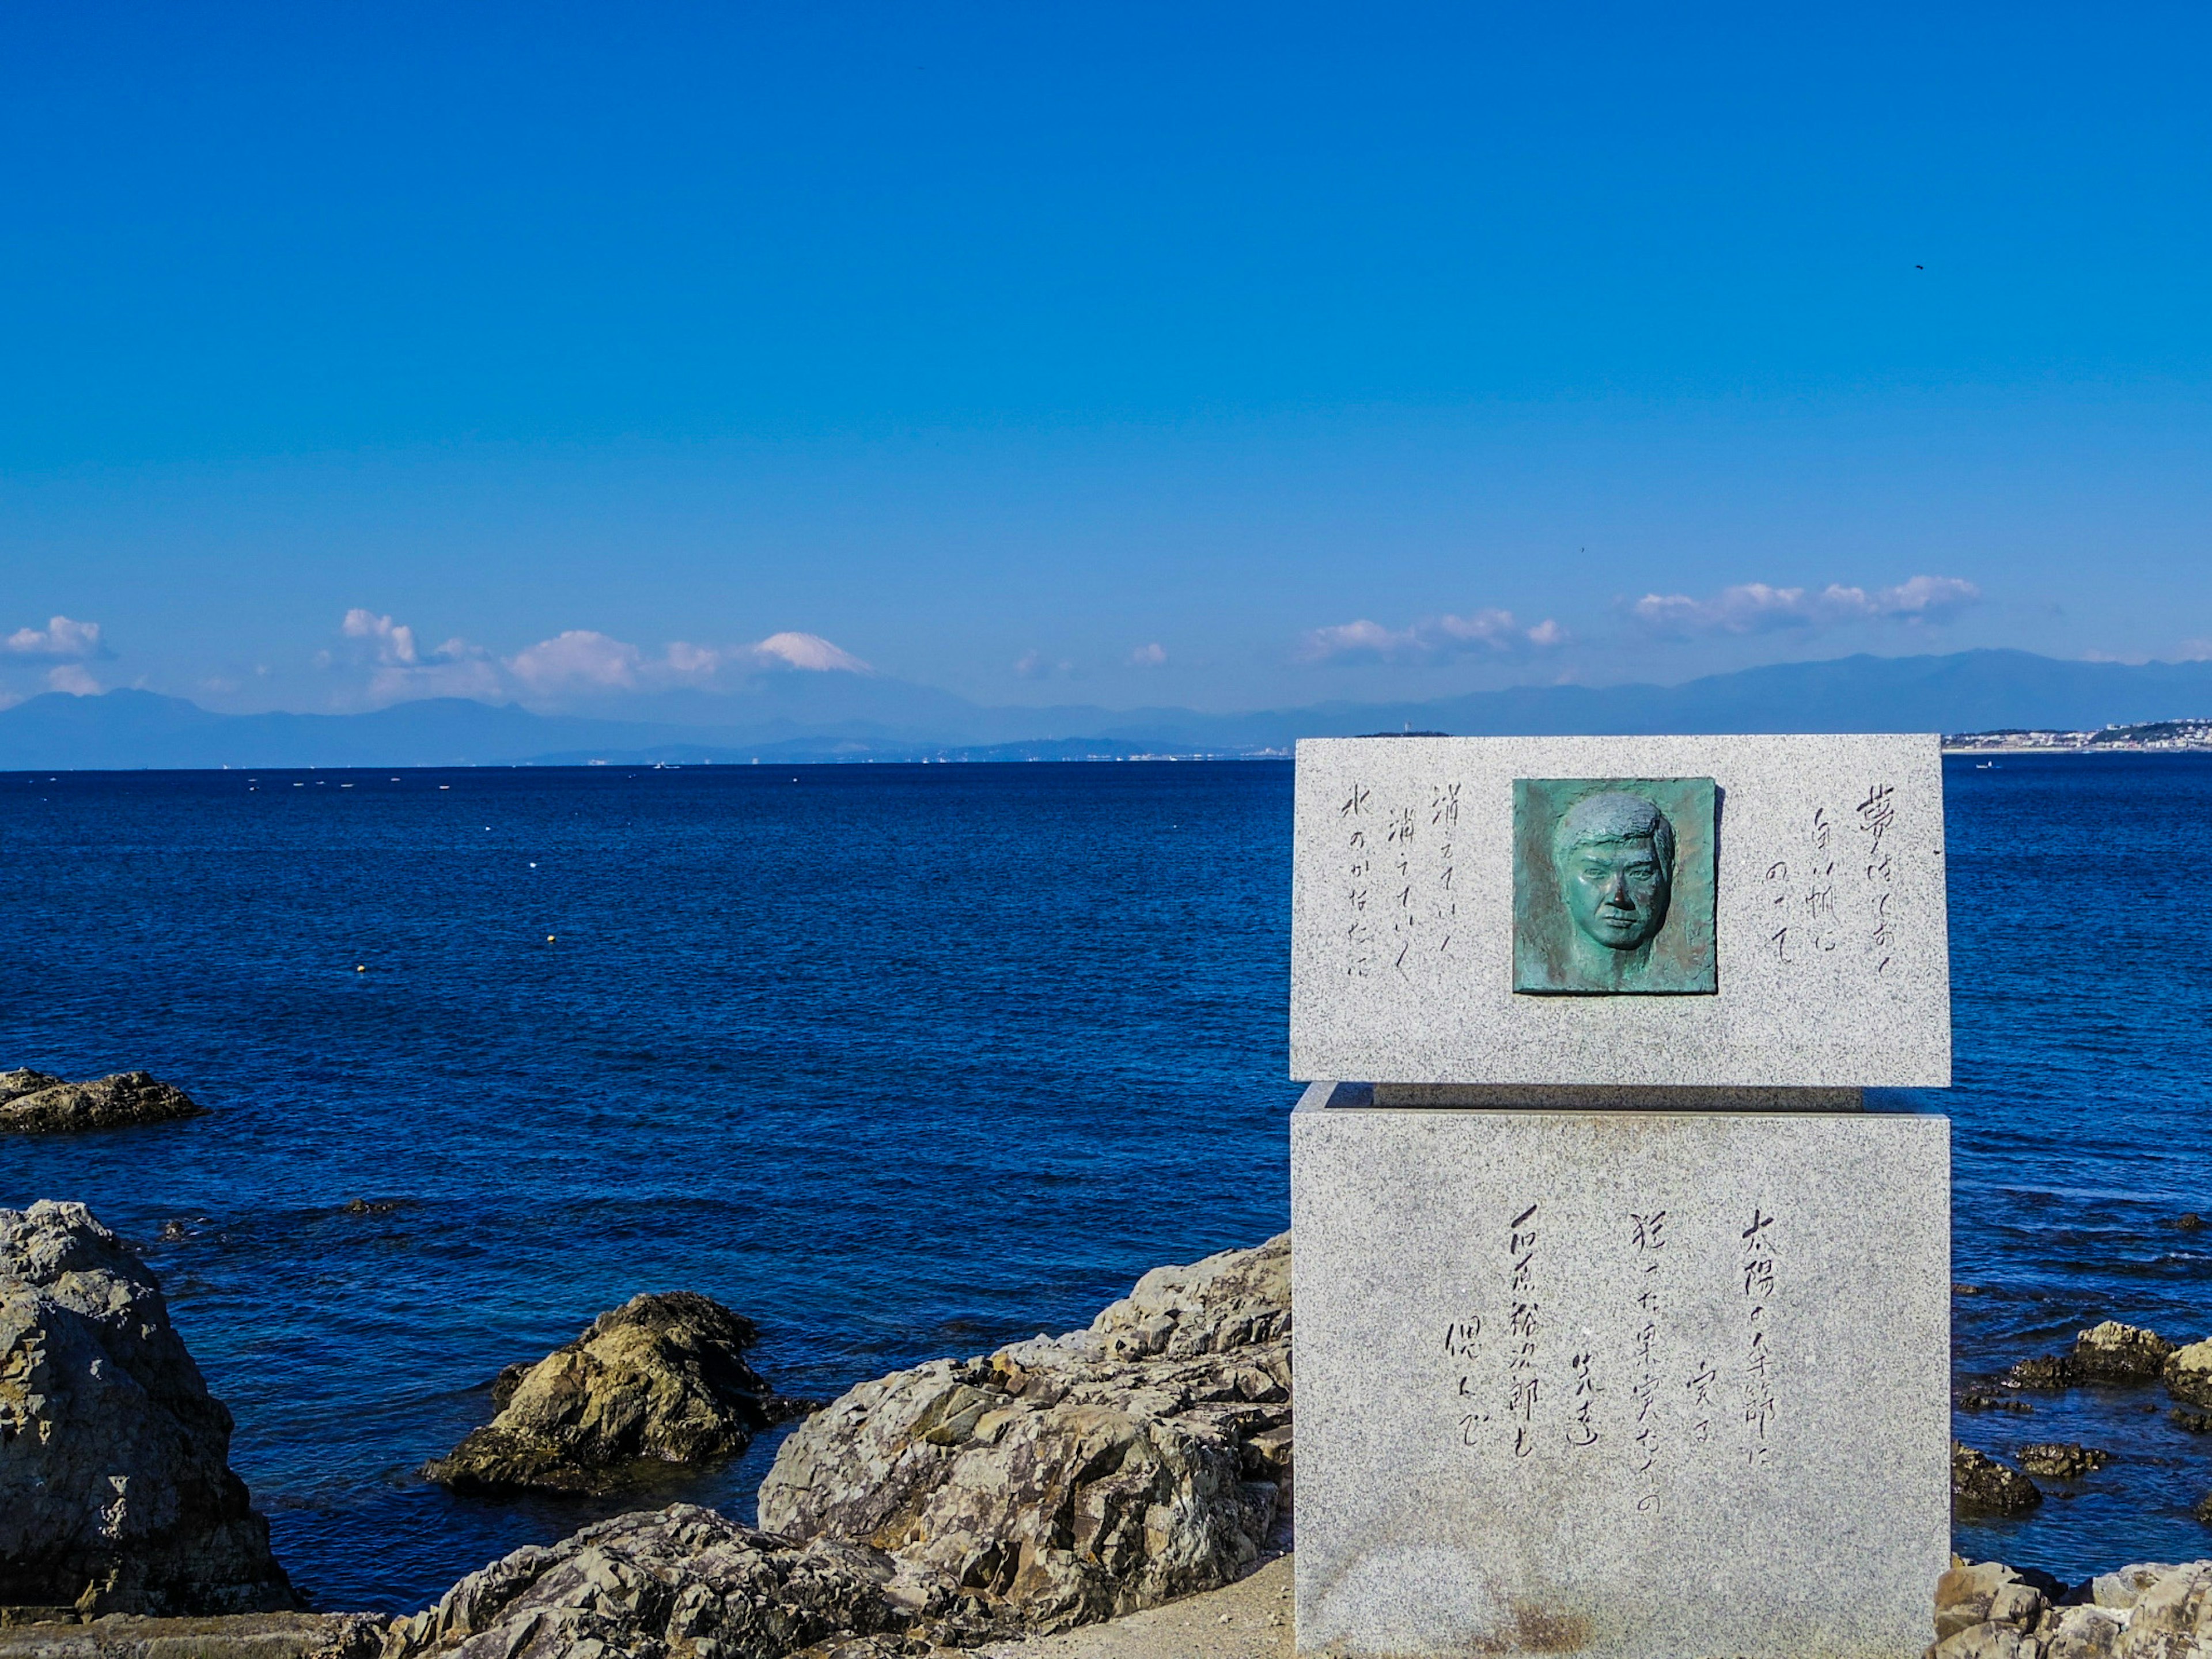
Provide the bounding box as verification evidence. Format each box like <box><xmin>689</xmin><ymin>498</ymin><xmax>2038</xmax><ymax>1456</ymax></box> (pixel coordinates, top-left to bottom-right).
<box><xmin>1290</xmin><ymin>1088</ymin><xmax>1949</xmax><ymax>1659</ymax></box>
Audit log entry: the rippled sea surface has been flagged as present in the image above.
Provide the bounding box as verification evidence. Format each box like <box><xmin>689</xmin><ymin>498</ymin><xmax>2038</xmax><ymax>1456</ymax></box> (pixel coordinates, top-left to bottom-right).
<box><xmin>3</xmin><ymin>756</ymin><xmax>2208</xmax><ymax>1607</ymax></box>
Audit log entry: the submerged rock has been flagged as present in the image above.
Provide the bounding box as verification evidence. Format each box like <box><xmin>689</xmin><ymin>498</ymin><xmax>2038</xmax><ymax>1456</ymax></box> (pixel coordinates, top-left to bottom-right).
<box><xmin>2167</xmin><ymin>1340</ymin><xmax>2212</xmax><ymax>1410</ymax></box>
<box><xmin>0</xmin><ymin>1072</ymin><xmax>203</xmax><ymax>1135</ymax></box>
<box><xmin>1956</xmin><ymin>1385</ymin><xmax>2034</xmax><ymax>1415</ymax></box>
<box><xmin>2075</xmin><ymin>1323</ymin><xmax>2176</xmax><ymax>1383</ymax></box>
<box><xmin>757</xmin><ymin>1234</ymin><xmax>1291</xmax><ymax>1638</ymax></box>
<box><xmin>1952</xmin><ymin>1442</ymin><xmax>2042</xmax><ymax>1517</ymax></box>
<box><xmin>2176</xmin><ymin>1408</ymin><xmax>2212</xmax><ymax>1435</ymax></box>
<box><xmin>2017</xmin><ymin>1442</ymin><xmax>2113</xmax><ymax>1479</ymax></box>
<box><xmin>423</xmin><ymin>1291</ymin><xmax>799</xmax><ymax>1496</ymax></box>
<box><xmin>2005</xmin><ymin>1353</ymin><xmax>2082</xmax><ymax>1391</ymax></box>
<box><xmin>378</xmin><ymin>1506</ymin><xmax>910</xmax><ymax>1659</ymax></box>
<box><xmin>0</xmin><ymin>1201</ymin><xmax>296</xmax><ymax>1616</ymax></box>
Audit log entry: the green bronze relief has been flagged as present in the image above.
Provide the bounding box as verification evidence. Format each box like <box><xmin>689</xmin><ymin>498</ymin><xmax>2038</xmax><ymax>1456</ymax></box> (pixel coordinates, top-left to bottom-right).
<box><xmin>1513</xmin><ymin>777</ymin><xmax>1718</xmax><ymax>995</ymax></box>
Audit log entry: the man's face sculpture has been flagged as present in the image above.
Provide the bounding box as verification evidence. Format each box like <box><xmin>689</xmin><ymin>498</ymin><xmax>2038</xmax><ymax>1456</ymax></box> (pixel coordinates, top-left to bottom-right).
<box><xmin>1552</xmin><ymin>792</ymin><xmax>1675</xmax><ymax>955</ymax></box>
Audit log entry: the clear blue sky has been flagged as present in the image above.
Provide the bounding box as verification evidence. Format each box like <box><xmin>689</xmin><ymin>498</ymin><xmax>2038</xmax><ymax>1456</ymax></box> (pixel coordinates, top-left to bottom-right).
<box><xmin>5</xmin><ymin>2</ymin><xmax>2209</xmax><ymax>716</ymax></box>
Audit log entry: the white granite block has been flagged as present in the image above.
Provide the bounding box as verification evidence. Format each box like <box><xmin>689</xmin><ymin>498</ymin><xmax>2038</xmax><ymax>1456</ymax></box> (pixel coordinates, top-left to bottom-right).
<box><xmin>1291</xmin><ymin>1096</ymin><xmax>1950</xmax><ymax>1658</ymax></box>
<box><xmin>1289</xmin><ymin>734</ymin><xmax>1951</xmax><ymax>1087</ymax></box>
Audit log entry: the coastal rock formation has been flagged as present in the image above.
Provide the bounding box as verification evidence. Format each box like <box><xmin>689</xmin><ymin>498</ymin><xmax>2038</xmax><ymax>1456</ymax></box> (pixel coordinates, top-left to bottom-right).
<box><xmin>0</xmin><ymin>1201</ymin><xmax>295</xmax><ymax>1616</ymax></box>
<box><xmin>423</xmin><ymin>1291</ymin><xmax>796</xmax><ymax>1495</ymax></box>
<box><xmin>1952</xmin><ymin>1442</ymin><xmax>2042</xmax><ymax>1517</ymax></box>
<box><xmin>2167</xmin><ymin>1340</ymin><xmax>2212</xmax><ymax>1410</ymax></box>
<box><xmin>2017</xmin><ymin>1443</ymin><xmax>2113</xmax><ymax>1479</ymax></box>
<box><xmin>757</xmin><ymin>1234</ymin><xmax>1291</xmax><ymax>1638</ymax></box>
<box><xmin>2075</xmin><ymin>1322</ymin><xmax>2176</xmax><ymax>1383</ymax></box>
<box><xmin>1932</xmin><ymin>1559</ymin><xmax>2212</xmax><ymax>1658</ymax></box>
<box><xmin>0</xmin><ymin>1072</ymin><xmax>203</xmax><ymax>1135</ymax></box>
<box><xmin>377</xmin><ymin>1506</ymin><xmax>910</xmax><ymax>1659</ymax></box>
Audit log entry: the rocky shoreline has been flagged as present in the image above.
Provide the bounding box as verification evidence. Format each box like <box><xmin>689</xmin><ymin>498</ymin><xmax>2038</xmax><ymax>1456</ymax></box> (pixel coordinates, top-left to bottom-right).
<box><xmin>6</xmin><ymin>1194</ymin><xmax>2212</xmax><ymax>1657</ymax></box>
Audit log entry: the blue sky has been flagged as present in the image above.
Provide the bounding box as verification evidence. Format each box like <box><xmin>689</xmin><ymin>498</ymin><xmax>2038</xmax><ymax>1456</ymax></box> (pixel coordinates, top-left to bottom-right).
<box><xmin>5</xmin><ymin>2</ymin><xmax>2209</xmax><ymax>716</ymax></box>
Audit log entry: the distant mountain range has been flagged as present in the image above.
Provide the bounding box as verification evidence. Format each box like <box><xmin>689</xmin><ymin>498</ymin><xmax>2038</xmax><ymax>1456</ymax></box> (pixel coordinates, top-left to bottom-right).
<box><xmin>6</xmin><ymin>649</ymin><xmax>2212</xmax><ymax>770</ymax></box>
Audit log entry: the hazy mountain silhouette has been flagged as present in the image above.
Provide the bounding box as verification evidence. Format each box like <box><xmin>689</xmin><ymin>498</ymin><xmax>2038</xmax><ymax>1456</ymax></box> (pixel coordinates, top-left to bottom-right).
<box><xmin>6</xmin><ymin>649</ymin><xmax>2211</xmax><ymax>769</ymax></box>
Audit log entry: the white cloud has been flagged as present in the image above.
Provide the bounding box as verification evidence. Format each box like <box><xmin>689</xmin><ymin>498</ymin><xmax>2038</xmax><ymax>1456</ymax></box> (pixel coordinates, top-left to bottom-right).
<box><xmin>342</xmin><ymin>608</ymin><xmax>419</xmax><ymax>664</ymax></box>
<box><xmin>1630</xmin><ymin>575</ymin><xmax>1982</xmax><ymax>637</ymax></box>
<box><xmin>5</xmin><ymin>615</ymin><xmax>108</xmax><ymax>660</ymax></box>
<box><xmin>47</xmin><ymin>664</ymin><xmax>101</xmax><ymax>695</ymax></box>
<box><xmin>1299</xmin><ymin>609</ymin><xmax>1569</xmax><ymax>664</ymax></box>
<box><xmin>2174</xmin><ymin>639</ymin><xmax>2212</xmax><ymax>662</ymax></box>
<box><xmin>751</xmin><ymin>631</ymin><xmax>870</xmax><ymax>673</ymax></box>
<box><xmin>506</xmin><ymin>630</ymin><xmax>643</xmax><ymax>691</ymax></box>
<box><xmin>1129</xmin><ymin>642</ymin><xmax>1168</xmax><ymax>668</ymax></box>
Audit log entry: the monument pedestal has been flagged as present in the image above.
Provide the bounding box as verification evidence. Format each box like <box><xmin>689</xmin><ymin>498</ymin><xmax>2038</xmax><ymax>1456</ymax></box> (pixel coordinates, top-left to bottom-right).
<box><xmin>1290</xmin><ymin>1088</ymin><xmax>1950</xmax><ymax>1659</ymax></box>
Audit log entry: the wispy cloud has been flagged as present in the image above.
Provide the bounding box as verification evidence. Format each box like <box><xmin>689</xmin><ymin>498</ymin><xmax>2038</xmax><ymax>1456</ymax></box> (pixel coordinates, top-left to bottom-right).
<box><xmin>1629</xmin><ymin>575</ymin><xmax>1981</xmax><ymax>637</ymax></box>
<box><xmin>1299</xmin><ymin>607</ymin><xmax>1569</xmax><ymax>664</ymax></box>
<box><xmin>1128</xmin><ymin>642</ymin><xmax>1168</xmax><ymax>668</ymax></box>
<box><xmin>46</xmin><ymin>664</ymin><xmax>102</xmax><ymax>695</ymax></box>
<box><xmin>5</xmin><ymin>615</ymin><xmax>109</xmax><ymax>660</ymax></box>
<box><xmin>327</xmin><ymin>612</ymin><xmax>872</xmax><ymax>707</ymax></box>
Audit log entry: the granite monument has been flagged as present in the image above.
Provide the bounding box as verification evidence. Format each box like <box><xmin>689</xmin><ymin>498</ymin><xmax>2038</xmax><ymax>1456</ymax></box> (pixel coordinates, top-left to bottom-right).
<box><xmin>1288</xmin><ymin>733</ymin><xmax>1952</xmax><ymax>1659</ymax></box>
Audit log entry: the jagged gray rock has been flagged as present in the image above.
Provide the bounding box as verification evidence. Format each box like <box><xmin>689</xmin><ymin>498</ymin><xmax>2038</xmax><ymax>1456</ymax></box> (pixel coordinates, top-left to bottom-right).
<box><xmin>1952</xmin><ymin>1442</ymin><xmax>2041</xmax><ymax>1517</ymax></box>
<box><xmin>377</xmin><ymin>1506</ymin><xmax>913</xmax><ymax>1659</ymax></box>
<box><xmin>757</xmin><ymin>1235</ymin><xmax>1290</xmax><ymax>1638</ymax></box>
<box><xmin>1931</xmin><ymin>1560</ymin><xmax>2212</xmax><ymax>1658</ymax></box>
<box><xmin>423</xmin><ymin>1293</ymin><xmax>798</xmax><ymax>1496</ymax></box>
<box><xmin>0</xmin><ymin>1073</ymin><xmax>203</xmax><ymax>1135</ymax></box>
<box><xmin>0</xmin><ymin>1201</ymin><xmax>295</xmax><ymax>1616</ymax></box>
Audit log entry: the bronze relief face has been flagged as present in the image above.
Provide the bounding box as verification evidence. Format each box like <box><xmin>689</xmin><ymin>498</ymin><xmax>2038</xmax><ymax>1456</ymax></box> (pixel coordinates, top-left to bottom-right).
<box><xmin>1513</xmin><ymin>777</ymin><xmax>1718</xmax><ymax>995</ymax></box>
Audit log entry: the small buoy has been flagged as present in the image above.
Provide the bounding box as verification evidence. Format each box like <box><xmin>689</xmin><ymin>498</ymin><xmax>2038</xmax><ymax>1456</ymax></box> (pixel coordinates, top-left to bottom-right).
<box><xmin>355</xmin><ymin>964</ymin><xmax>366</xmax><ymax>973</ymax></box>
<box><xmin>546</xmin><ymin>934</ymin><xmax>556</xmax><ymax>943</ymax></box>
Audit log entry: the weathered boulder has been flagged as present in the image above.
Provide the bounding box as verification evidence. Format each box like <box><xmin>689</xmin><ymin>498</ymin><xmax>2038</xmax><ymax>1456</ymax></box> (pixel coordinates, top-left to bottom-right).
<box><xmin>1933</xmin><ymin>1560</ymin><xmax>2048</xmax><ymax>1645</ymax></box>
<box><xmin>0</xmin><ymin>1201</ymin><xmax>295</xmax><ymax>1616</ymax></box>
<box><xmin>2017</xmin><ymin>1442</ymin><xmax>2112</xmax><ymax>1479</ymax></box>
<box><xmin>757</xmin><ymin>1235</ymin><xmax>1290</xmax><ymax>1638</ymax></box>
<box><xmin>377</xmin><ymin>1506</ymin><xmax>911</xmax><ymax>1659</ymax></box>
<box><xmin>423</xmin><ymin>1291</ymin><xmax>798</xmax><ymax>1496</ymax></box>
<box><xmin>2166</xmin><ymin>1340</ymin><xmax>2212</xmax><ymax>1410</ymax></box>
<box><xmin>2075</xmin><ymin>1322</ymin><xmax>2176</xmax><ymax>1384</ymax></box>
<box><xmin>1952</xmin><ymin>1443</ymin><xmax>2041</xmax><ymax>1517</ymax></box>
<box><xmin>0</xmin><ymin>1073</ymin><xmax>203</xmax><ymax>1135</ymax></box>
<box><xmin>2175</xmin><ymin>1408</ymin><xmax>2212</xmax><ymax>1435</ymax></box>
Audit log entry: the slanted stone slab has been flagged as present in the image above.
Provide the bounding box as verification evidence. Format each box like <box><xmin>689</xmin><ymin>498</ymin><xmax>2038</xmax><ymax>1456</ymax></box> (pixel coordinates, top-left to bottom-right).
<box><xmin>1290</xmin><ymin>1096</ymin><xmax>1949</xmax><ymax>1658</ymax></box>
<box><xmin>1290</xmin><ymin>733</ymin><xmax>1950</xmax><ymax>1087</ymax></box>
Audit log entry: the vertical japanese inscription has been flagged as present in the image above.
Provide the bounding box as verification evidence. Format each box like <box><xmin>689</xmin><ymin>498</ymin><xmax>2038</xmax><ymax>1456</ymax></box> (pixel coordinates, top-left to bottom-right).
<box><xmin>1446</xmin><ymin>1316</ymin><xmax>1487</xmax><ymax>1448</ymax></box>
<box><xmin>1507</xmin><ymin>1203</ymin><xmax>1540</xmax><ymax>1458</ymax></box>
<box><xmin>1855</xmin><ymin>783</ymin><xmax>1898</xmax><ymax>975</ymax></box>
<box><xmin>1388</xmin><ymin>804</ymin><xmax>1418</xmax><ymax>975</ymax></box>
<box><xmin>1740</xmin><ymin>1206</ymin><xmax>1779</xmax><ymax>1468</ymax></box>
<box><xmin>1629</xmin><ymin>1209</ymin><xmax>1667</xmax><ymax>1510</ymax></box>
<box><xmin>1429</xmin><ymin>783</ymin><xmax>1460</xmax><ymax>960</ymax></box>
<box><xmin>1340</xmin><ymin>782</ymin><xmax>1374</xmax><ymax>978</ymax></box>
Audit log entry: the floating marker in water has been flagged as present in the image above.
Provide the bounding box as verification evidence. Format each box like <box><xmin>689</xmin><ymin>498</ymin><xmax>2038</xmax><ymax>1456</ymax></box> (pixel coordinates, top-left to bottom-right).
<box><xmin>355</xmin><ymin>964</ymin><xmax>366</xmax><ymax>973</ymax></box>
<box><xmin>546</xmin><ymin>934</ymin><xmax>556</xmax><ymax>943</ymax></box>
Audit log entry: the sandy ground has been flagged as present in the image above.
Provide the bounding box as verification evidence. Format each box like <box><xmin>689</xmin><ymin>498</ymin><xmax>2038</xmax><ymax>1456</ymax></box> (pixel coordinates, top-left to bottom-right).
<box><xmin>978</xmin><ymin>1555</ymin><xmax>1294</xmax><ymax>1659</ymax></box>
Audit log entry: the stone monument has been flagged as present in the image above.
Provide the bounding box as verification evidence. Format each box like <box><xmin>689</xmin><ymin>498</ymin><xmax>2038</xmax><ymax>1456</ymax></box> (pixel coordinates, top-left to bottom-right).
<box><xmin>1289</xmin><ymin>734</ymin><xmax>1950</xmax><ymax>1658</ymax></box>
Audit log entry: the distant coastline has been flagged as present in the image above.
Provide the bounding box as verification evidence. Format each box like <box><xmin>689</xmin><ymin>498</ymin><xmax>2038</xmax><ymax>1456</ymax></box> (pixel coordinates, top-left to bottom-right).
<box><xmin>1944</xmin><ymin>718</ymin><xmax>2212</xmax><ymax>754</ymax></box>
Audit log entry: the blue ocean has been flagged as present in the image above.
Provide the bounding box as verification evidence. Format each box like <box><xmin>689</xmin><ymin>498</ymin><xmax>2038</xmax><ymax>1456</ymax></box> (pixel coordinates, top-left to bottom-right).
<box><xmin>3</xmin><ymin>757</ymin><xmax>2208</xmax><ymax>1609</ymax></box>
